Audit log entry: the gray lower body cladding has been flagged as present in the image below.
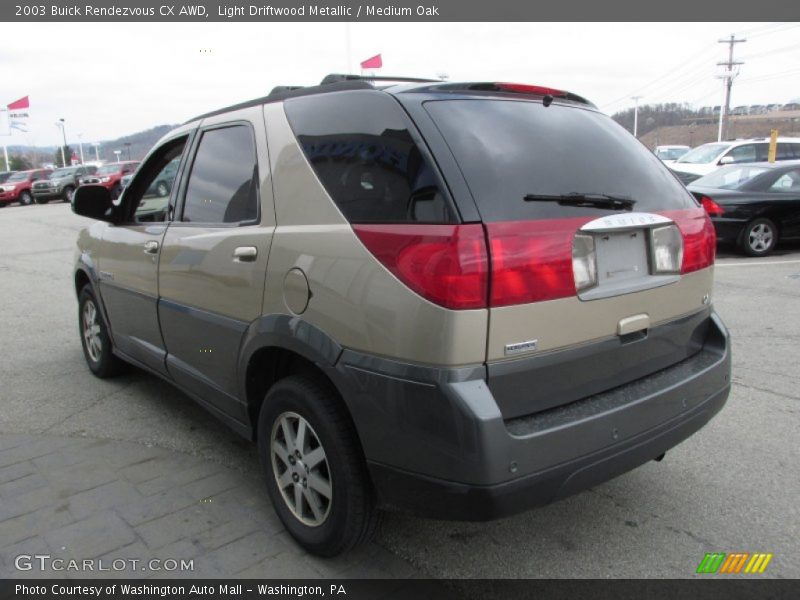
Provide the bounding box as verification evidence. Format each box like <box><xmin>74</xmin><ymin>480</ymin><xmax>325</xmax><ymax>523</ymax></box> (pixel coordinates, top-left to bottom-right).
<box><xmin>331</xmin><ymin>311</ymin><xmax>731</xmax><ymax>520</ymax></box>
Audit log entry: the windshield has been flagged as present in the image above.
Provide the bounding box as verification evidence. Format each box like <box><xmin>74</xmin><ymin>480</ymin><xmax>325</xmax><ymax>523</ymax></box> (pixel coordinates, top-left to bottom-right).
<box><xmin>424</xmin><ymin>99</ymin><xmax>695</xmax><ymax>221</ymax></box>
<box><xmin>96</xmin><ymin>164</ymin><xmax>122</xmax><ymax>175</ymax></box>
<box><xmin>656</xmin><ymin>147</ymin><xmax>689</xmax><ymax>160</ymax></box>
<box><xmin>692</xmin><ymin>165</ymin><xmax>771</xmax><ymax>189</ymax></box>
<box><xmin>676</xmin><ymin>143</ymin><xmax>731</xmax><ymax>164</ymax></box>
<box><xmin>50</xmin><ymin>168</ymin><xmax>77</xmax><ymax>178</ymax></box>
<box><xmin>6</xmin><ymin>172</ymin><xmax>29</xmax><ymax>182</ymax></box>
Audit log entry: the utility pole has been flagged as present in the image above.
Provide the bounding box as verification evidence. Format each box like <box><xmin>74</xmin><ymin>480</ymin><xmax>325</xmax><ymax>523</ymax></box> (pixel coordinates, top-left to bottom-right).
<box><xmin>717</xmin><ymin>35</ymin><xmax>745</xmax><ymax>142</ymax></box>
<box><xmin>632</xmin><ymin>96</ymin><xmax>643</xmax><ymax>137</ymax></box>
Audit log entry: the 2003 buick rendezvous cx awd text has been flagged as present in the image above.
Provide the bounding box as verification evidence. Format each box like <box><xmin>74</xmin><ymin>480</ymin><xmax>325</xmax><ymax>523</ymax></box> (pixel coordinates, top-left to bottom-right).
<box><xmin>71</xmin><ymin>75</ymin><xmax>731</xmax><ymax>556</ymax></box>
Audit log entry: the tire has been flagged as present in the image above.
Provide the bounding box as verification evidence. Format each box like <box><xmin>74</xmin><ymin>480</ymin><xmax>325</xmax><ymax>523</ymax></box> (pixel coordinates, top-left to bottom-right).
<box><xmin>155</xmin><ymin>181</ymin><xmax>170</xmax><ymax>197</ymax></box>
<box><xmin>63</xmin><ymin>186</ymin><xmax>75</xmax><ymax>203</ymax></box>
<box><xmin>19</xmin><ymin>191</ymin><xmax>33</xmax><ymax>206</ymax></box>
<box><xmin>78</xmin><ymin>285</ymin><xmax>126</xmax><ymax>378</ymax></box>
<box><xmin>258</xmin><ymin>376</ymin><xmax>378</xmax><ymax>557</ymax></box>
<box><xmin>741</xmin><ymin>217</ymin><xmax>778</xmax><ymax>257</ymax></box>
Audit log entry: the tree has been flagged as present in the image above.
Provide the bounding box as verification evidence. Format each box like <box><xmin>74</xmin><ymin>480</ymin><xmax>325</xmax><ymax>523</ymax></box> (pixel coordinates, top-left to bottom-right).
<box><xmin>9</xmin><ymin>154</ymin><xmax>33</xmax><ymax>171</ymax></box>
<box><xmin>54</xmin><ymin>145</ymin><xmax>74</xmax><ymax>167</ymax></box>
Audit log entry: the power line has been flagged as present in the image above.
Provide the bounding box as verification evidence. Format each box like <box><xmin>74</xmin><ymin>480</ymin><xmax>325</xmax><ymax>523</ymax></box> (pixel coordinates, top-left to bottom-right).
<box><xmin>599</xmin><ymin>42</ymin><xmax>719</xmax><ymax>110</ymax></box>
<box><xmin>740</xmin><ymin>41</ymin><xmax>800</xmax><ymax>61</ymax></box>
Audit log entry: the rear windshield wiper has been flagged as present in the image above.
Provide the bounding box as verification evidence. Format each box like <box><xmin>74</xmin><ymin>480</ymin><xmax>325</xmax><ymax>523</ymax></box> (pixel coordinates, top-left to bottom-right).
<box><xmin>524</xmin><ymin>193</ymin><xmax>637</xmax><ymax>211</ymax></box>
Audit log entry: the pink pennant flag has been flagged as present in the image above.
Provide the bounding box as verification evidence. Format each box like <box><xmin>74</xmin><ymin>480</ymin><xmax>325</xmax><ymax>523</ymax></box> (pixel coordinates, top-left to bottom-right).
<box><xmin>360</xmin><ymin>54</ymin><xmax>382</xmax><ymax>69</ymax></box>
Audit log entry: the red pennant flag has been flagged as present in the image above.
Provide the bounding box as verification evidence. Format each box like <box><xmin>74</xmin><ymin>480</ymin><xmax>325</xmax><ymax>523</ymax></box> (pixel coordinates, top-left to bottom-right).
<box><xmin>360</xmin><ymin>54</ymin><xmax>382</xmax><ymax>69</ymax></box>
<box><xmin>7</xmin><ymin>96</ymin><xmax>29</xmax><ymax>110</ymax></box>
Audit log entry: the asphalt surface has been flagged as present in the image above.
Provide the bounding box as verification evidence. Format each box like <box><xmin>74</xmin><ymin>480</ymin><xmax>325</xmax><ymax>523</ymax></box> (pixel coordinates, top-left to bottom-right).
<box><xmin>1</xmin><ymin>202</ymin><xmax>798</xmax><ymax>579</ymax></box>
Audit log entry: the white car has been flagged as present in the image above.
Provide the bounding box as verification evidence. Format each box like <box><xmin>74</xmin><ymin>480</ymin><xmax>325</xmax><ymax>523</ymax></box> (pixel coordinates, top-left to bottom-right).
<box><xmin>671</xmin><ymin>137</ymin><xmax>800</xmax><ymax>183</ymax></box>
<box><xmin>654</xmin><ymin>145</ymin><xmax>690</xmax><ymax>165</ymax></box>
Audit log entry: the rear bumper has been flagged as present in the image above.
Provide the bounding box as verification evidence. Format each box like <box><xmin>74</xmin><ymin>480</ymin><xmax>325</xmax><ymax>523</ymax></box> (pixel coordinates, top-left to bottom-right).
<box><xmin>332</xmin><ymin>311</ymin><xmax>731</xmax><ymax>520</ymax></box>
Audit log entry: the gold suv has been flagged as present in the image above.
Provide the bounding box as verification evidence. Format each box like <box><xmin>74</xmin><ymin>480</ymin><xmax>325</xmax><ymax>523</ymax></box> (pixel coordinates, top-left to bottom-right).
<box><xmin>72</xmin><ymin>75</ymin><xmax>731</xmax><ymax>556</ymax></box>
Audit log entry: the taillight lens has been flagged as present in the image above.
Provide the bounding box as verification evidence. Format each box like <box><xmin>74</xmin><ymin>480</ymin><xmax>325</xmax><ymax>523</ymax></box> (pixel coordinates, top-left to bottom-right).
<box><xmin>650</xmin><ymin>224</ymin><xmax>683</xmax><ymax>274</ymax></box>
<box><xmin>665</xmin><ymin>208</ymin><xmax>716</xmax><ymax>273</ymax></box>
<box><xmin>700</xmin><ymin>195</ymin><xmax>725</xmax><ymax>216</ymax></box>
<box><xmin>572</xmin><ymin>234</ymin><xmax>598</xmax><ymax>292</ymax></box>
<box><xmin>486</xmin><ymin>218</ymin><xmax>591</xmax><ymax>306</ymax></box>
<box><xmin>352</xmin><ymin>224</ymin><xmax>488</xmax><ymax>310</ymax></box>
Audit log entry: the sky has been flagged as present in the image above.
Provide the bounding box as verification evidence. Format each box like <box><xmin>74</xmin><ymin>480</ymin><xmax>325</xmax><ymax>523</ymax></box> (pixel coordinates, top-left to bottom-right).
<box><xmin>1</xmin><ymin>21</ymin><xmax>799</xmax><ymax>148</ymax></box>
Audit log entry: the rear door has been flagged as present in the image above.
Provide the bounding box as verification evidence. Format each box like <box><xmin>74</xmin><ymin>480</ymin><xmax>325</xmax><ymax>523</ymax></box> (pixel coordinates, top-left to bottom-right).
<box><xmin>158</xmin><ymin>106</ymin><xmax>275</xmax><ymax>421</ymax></box>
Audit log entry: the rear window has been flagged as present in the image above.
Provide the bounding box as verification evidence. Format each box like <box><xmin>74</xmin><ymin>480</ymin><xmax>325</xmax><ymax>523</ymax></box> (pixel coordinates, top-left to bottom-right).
<box><xmin>284</xmin><ymin>91</ymin><xmax>457</xmax><ymax>224</ymax></box>
<box><xmin>424</xmin><ymin>99</ymin><xmax>695</xmax><ymax>222</ymax></box>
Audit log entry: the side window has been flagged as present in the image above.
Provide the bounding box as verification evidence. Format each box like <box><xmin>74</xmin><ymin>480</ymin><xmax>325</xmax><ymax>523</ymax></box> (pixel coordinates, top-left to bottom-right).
<box><xmin>790</xmin><ymin>144</ymin><xmax>800</xmax><ymax>158</ymax></box>
<box><xmin>181</xmin><ymin>125</ymin><xmax>258</xmax><ymax>224</ymax></box>
<box><xmin>776</xmin><ymin>143</ymin><xmax>793</xmax><ymax>160</ymax></box>
<box><xmin>284</xmin><ymin>91</ymin><xmax>457</xmax><ymax>224</ymax></box>
<box><xmin>769</xmin><ymin>170</ymin><xmax>800</xmax><ymax>192</ymax></box>
<box><xmin>124</xmin><ymin>137</ymin><xmax>188</xmax><ymax>223</ymax></box>
<box><xmin>727</xmin><ymin>144</ymin><xmax>757</xmax><ymax>163</ymax></box>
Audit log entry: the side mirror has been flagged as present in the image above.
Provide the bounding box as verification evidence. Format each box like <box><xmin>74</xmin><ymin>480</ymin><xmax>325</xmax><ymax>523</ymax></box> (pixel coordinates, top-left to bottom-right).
<box><xmin>72</xmin><ymin>185</ymin><xmax>118</xmax><ymax>223</ymax></box>
<box><xmin>719</xmin><ymin>156</ymin><xmax>735</xmax><ymax>165</ymax></box>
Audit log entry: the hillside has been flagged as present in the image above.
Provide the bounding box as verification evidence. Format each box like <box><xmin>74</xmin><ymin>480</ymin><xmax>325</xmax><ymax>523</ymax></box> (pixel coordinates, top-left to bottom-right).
<box><xmin>639</xmin><ymin>112</ymin><xmax>800</xmax><ymax>149</ymax></box>
<box><xmin>6</xmin><ymin>124</ymin><xmax>177</xmax><ymax>166</ymax></box>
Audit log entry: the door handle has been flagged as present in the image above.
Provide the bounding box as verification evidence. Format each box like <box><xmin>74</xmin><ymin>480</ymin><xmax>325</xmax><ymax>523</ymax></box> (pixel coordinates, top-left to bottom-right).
<box><xmin>233</xmin><ymin>246</ymin><xmax>257</xmax><ymax>262</ymax></box>
<box><xmin>143</xmin><ymin>240</ymin><xmax>159</xmax><ymax>254</ymax></box>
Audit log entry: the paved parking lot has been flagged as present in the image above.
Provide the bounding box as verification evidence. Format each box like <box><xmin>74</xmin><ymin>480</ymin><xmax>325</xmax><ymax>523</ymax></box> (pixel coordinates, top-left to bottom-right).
<box><xmin>1</xmin><ymin>202</ymin><xmax>798</xmax><ymax>579</ymax></box>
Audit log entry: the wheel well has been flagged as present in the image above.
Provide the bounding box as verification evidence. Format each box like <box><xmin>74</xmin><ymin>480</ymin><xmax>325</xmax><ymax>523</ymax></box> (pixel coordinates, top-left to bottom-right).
<box><xmin>75</xmin><ymin>270</ymin><xmax>91</xmax><ymax>297</ymax></box>
<box><xmin>246</xmin><ymin>347</ymin><xmax>341</xmax><ymax>440</ymax></box>
<box><xmin>759</xmin><ymin>211</ymin><xmax>784</xmax><ymax>235</ymax></box>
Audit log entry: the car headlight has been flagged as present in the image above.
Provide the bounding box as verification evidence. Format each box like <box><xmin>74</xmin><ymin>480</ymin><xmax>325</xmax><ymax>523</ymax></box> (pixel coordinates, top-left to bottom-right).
<box><xmin>99</xmin><ymin>177</ymin><xmax>111</xmax><ymax>183</ymax></box>
<box><xmin>650</xmin><ymin>225</ymin><xmax>683</xmax><ymax>274</ymax></box>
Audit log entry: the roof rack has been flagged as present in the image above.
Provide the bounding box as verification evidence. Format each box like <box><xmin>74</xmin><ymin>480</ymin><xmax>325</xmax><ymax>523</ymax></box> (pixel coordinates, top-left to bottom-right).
<box><xmin>320</xmin><ymin>74</ymin><xmax>441</xmax><ymax>85</ymax></box>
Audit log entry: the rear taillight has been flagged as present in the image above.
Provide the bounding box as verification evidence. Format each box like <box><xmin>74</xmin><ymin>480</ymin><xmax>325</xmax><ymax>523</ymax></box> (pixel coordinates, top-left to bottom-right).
<box><xmin>666</xmin><ymin>208</ymin><xmax>716</xmax><ymax>273</ymax></box>
<box><xmin>352</xmin><ymin>224</ymin><xmax>488</xmax><ymax>310</ymax></box>
<box><xmin>650</xmin><ymin>224</ymin><xmax>683</xmax><ymax>274</ymax></box>
<box><xmin>486</xmin><ymin>218</ymin><xmax>591</xmax><ymax>306</ymax></box>
<box><xmin>355</xmin><ymin>210</ymin><xmax>715</xmax><ymax>311</ymax></box>
<box><xmin>700</xmin><ymin>195</ymin><xmax>725</xmax><ymax>216</ymax></box>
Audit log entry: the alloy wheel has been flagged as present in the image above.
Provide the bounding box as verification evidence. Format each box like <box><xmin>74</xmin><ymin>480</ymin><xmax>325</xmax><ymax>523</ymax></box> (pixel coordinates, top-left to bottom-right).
<box><xmin>82</xmin><ymin>300</ymin><xmax>102</xmax><ymax>362</ymax></box>
<box><xmin>270</xmin><ymin>411</ymin><xmax>332</xmax><ymax>527</ymax></box>
<box><xmin>748</xmin><ymin>222</ymin><xmax>774</xmax><ymax>253</ymax></box>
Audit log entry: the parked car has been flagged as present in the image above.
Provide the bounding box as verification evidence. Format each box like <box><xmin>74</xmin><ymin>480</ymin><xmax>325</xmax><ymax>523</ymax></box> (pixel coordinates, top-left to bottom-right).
<box><xmin>671</xmin><ymin>137</ymin><xmax>800</xmax><ymax>183</ymax></box>
<box><xmin>72</xmin><ymin>74</ymin><xmax>730</xmax><ymax>556</ymax></box>
<box><xmin>0</xmin><ymin>168</ymin><xmax>52</xmax><ymax>206</ymax></box>
<box><xmin>32</xmin><ymin>165</ymin><xmax>97</xmax><ymax>204</ymax></box>
<box><xmin>688</xmin><ymin>161</ymin><xmax>800</xmax><ymax>256</ymax></box>
<box><xmin>0</xmin><ymin>171</ymin><xmax>16</xmax><ymax>184</ymax></box>
<box><xmin>120</xmin><ymin>158</ymin><xmax>178</xmax><ymax>199</ymax></box>
<box><xmin>79</xmin><ymin>161</ymin><xmax>139</xmax><ymax>199</ymax></box>
<box><xmin>654</xmin><ymin>145</ymin><xmax>691</xmax><ymax>164</ymax></box>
